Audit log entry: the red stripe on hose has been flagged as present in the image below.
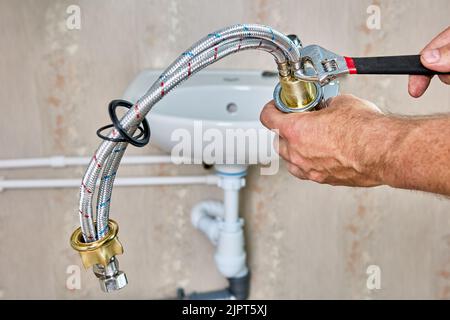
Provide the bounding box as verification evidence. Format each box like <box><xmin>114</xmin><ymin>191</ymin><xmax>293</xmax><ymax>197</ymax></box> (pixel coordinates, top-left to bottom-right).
<box><xmin>134</xmin><ymin>104</ymin><xmax>141</xmax><ymax>119</ymax></box>
<box><xmin>82</xmin><ymin>182</ymin><xmax>92</xmax><ymax>194</ymax></box>
<box><xmin>214</xmin><ymin>47</ymin><xmax>218</xmax><ymax>60</ymax></box>
<box><xmin>344</xmin><ymin>56</ymin><xmax>357</xmax><ymax>74</ymax></box>
<box><xmin>93</xmin><ymin>154</ymin><xmax>101</xmax><ymax>168</ymax></box>
<box><xmin>188</xmin><ymin>62</ymin><xmax>191</xmax><ymax>76</ymax></box>
<box><xmin>79</xmin><ymin>210</ymin><xmax>88</xmax><ymax>218</ymax></box>
<box><xmin>160</xmin><ymin>81</ymin><xmax>165</xmax><ymax>96</ymax></box>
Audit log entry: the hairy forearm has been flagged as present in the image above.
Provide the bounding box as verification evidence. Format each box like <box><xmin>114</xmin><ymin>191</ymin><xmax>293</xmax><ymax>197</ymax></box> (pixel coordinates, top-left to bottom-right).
<box><xmin>261</xmin><ymin>95</ymin><xmax>450</xmax><ymax>192</ymax></box>
<box><xmin>368</xmin><ymin>114</ymin><xmax>450</xmax><ymax>195</ymax></box>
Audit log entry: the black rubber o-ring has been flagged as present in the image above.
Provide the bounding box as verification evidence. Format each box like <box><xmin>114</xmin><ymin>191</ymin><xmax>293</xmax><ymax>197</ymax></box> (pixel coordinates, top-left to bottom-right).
<box><xmin>108</xmin><ymin>99</ymin><xmax>150</xmax><ymax>147</ymax></box>
<box><xmin>96</xmin><ymin>123</ymin><xmax>145</xmax><ymax>143</ymax></box>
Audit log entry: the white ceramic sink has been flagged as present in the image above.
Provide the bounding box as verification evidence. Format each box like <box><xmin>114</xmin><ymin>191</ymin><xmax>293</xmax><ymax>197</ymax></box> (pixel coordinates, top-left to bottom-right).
<box><xmin>123</xmin><ymin>70</ymin><xmax>277</xmax><ymax>165</ymax></box>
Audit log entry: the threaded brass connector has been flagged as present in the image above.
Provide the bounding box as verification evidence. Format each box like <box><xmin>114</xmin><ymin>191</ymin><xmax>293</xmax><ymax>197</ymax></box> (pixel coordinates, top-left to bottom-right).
<box><xmin>276</xmin><ymin>61</ymin><xmax>319</xmax><ymax>111</ymax></box>
<box><xmin>70</xmin><ymin>219</ymin><xmax>123</xmax><ymax>269</ymax></box>
<box><xmin>278</xmin><ymin>74</ymin><xmax>318</xmax><ymax>110</ymax></box>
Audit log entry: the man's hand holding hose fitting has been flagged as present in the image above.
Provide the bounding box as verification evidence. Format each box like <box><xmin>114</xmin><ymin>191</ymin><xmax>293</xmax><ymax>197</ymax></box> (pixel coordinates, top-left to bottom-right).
<box><xmin>261</xmin><ymin>27</ymin><xmax>450</xmax><ymax>196</ymax></box>
<box><xmin>261</xmin><ymin>95</ymin><xmax>390</xmax><ymax>187</ymax></box>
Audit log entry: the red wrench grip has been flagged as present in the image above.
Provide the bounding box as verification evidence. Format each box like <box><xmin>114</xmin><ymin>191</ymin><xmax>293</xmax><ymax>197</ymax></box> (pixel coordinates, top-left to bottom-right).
<box><xmin>344</xmin><ymin>55</ymin><xmax>449</xmax><ymax>75</ymax></box>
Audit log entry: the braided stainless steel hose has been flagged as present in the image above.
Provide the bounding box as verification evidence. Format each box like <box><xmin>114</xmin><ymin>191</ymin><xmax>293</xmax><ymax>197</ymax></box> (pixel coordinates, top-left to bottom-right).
<box><xmin>79</xmin><ymin>24</ymin><xmax>301</xmax><ymax>243</ymax></box>
<box><xmin>95</xmin><ymin>38</ymin><xmax>288</xmax><ymax>238</ymax></box>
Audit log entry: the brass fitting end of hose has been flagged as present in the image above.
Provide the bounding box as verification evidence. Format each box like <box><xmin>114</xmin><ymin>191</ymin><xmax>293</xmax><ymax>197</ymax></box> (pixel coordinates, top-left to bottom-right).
<box><xmin>70</xmin><ymin>219</ymin><xmax>123</xmax><ymax>269</ymax></box>
<box><xmin>277</xmin><ymin>62</ymin><xmax>290</xmax><ymax>77</ymax></box>
<box><xmin>278</xmin><ymin>74</ymin><xmax>318</xmax><ymax>110</ymax></box>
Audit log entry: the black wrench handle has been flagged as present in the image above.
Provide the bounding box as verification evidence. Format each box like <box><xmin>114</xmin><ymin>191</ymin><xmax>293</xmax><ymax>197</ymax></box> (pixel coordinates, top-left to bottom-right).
<box><xmin>344</xmin><ymin>55</ymin><xmax>449</xmax><ymax>75</ymax></box>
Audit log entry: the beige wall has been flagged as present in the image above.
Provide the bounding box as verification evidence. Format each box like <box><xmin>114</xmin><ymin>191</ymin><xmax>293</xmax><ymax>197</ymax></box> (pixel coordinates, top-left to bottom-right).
<box><xmin>0</xmin><ymin>0</ymin><xmax>449</xmax><ymax>299</ymax></box>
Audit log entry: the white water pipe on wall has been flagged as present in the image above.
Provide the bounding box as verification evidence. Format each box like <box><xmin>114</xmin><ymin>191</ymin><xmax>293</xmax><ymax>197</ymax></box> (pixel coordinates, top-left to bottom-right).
<box><xmin>0</xmin><ymin>155</ymin><xmax>184</xmax><ymax>169</ymax></box>
<box><xmin>0</xmin><ymin>175</ymin><xmax>219</xmax><ymax>191</ymax></box>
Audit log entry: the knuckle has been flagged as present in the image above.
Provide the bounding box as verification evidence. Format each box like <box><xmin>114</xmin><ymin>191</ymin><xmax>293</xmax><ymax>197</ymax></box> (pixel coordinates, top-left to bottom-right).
<box><xmin>439</xmin><ymin>74</ymin><xmax>450</xmax><ymax>85</ymax></box>
<box><xmin>278</xmin><ymin>149</ymin><xmax>290</xmax><ymax>162</ymax></box>
<box><xmin>288</xmin><ymin>152</ymin><xmax>304</xmax><ymax>167</ymax></box>
<box><xmin>286</xmin><ymin>163</ymin><xmax>299</xmax><ymax>176</ymax></box>
<box><xmin>260</xmin><ymin>102</ymin><xmax>275</xmax><ymax>125</ymax></box>
<box><xmin>307</xmin><ymin>170</ymin><xmax>327</xmax><ymax>183</ymax></box>
<box><xmin>330</xmin><ymin>94</ymin><xmax>352</xmax><ymax>103</ymax></box>
<box><xmin>260</xmin><ymin>109</ymin><xmax>270</xmax><ymax>126</ymax></box>
<box><xmin>325</xmin><ymin>95</ymin><xmax>354</xmax><ymax>111</ymax></box>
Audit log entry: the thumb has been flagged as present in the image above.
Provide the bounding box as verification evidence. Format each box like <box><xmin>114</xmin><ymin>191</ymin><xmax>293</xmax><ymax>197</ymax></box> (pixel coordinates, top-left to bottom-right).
<box><xmin>421</xmin><ymin>43</ymin><xmax>450</xmax><ymax>73</ymax></box>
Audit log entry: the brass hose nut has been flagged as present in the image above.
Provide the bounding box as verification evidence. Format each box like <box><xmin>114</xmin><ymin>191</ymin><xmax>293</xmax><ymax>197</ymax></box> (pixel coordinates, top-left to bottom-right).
<box><xmin>70</xmin><ymin>219</ymin><xmax>124</xmax><ymax>269</ymax></box>
<box><xmin>274</xmin><ymin>73</ymin><xmax>323</xmax><ymax>113</ymax></box>
<box><xmin>279</xmin><ymin>74</ymin><xmax>318</xmax><ymax>109</ymax></box>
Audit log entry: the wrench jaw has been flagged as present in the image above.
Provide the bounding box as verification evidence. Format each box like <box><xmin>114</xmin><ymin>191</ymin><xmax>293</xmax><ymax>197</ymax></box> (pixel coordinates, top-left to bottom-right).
<box><xmin>274</xmin><ymin>44</ymin><xmax>345</xmax><ymax>113</ymax></box>
<box><xmin>295</xmin><ymin>45</ymin><xmax>349</xmax><ymax>85</ymax></box>
<box><xmin>319</xmin><ymin>80</ymin><xmax>340</xmax><ymax>109</ymax></box>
